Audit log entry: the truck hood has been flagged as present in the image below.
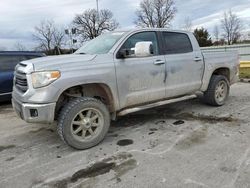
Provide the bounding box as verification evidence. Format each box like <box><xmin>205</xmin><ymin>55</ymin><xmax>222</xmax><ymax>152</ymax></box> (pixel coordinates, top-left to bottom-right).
<box><xmin>25</xmin><ymin>54</ymin><xmax>97</xmax><ymax>71</ymax></box>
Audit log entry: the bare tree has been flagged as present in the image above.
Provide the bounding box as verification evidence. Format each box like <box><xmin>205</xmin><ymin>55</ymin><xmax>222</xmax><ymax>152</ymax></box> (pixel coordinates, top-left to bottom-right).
<box><xmin>221</xmin><ymin>10</ymin><xmax>242</xmax><ymax>45</ymax></box>
<box><xmin>73</xmin><ymin>9</ymin><xmax>119</xmax><ymax>41</ymax></box>
<box><xmin>213</xmin><ymin>25</ymin><xmax>219</xmax><ymax>42</ymax></box>
<box><xmin>182</xmin><ymin>17</ymin><xmax>193</xmax><ymax>32</ymax></box>
<box><xmin>14</xmin><ymin>42</ymin><xmax>27</xmax><ymax>51</ymax></box>
<box><xmin>33</xmin><ymin>20</ymin><xmax>54</xmax><ymax>51</ymax></box>
<box><xmin>33</xmin><ymin>20</ymin><xmax>65</xmax><ymax>52</ymax></box>
<box><xmin>135</xmin><ymin>0</ymin><xmax>177</xmax><ymax>28</ymax></box>
<box><xmin>52</xmin><ymin>28</ymin><xmax>65</xmax><ymax>49</ymax></box>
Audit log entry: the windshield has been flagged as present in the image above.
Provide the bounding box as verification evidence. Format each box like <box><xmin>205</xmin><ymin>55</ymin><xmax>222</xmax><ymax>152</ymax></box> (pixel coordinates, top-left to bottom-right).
<box><xmin>75</xmin><ymin>32</ymin><xmax>125</xmax><ymax>55</ymax></box>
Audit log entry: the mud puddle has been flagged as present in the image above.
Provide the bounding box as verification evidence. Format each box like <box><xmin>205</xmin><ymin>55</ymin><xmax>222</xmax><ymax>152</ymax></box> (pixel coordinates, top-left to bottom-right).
<box><xmin>173</xmin><ymin>120</ymin><xmax>185</xmax><ymax>125</ymax></box>
<box><xmin>117</xmin><ymin>139</ymin><xmax>134</xmax><ymax>146</ymax></box>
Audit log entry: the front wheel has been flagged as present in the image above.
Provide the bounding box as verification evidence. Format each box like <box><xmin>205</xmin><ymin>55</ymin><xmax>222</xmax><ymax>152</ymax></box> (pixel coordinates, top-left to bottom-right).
<box><xmin>57</xmin><ymin>97</ymin><xmax>110</xmax><ymax>150</ymax></box>
<box><xmin>202</xmin><ymin>75</ymin><xmax>230</xmax><ymax>106</ymax></box>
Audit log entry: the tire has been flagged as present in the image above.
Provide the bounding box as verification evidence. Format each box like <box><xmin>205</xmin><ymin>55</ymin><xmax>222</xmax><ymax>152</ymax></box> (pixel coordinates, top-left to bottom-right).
<box><xmin>202</xmin><ymin>75</ymin><xmax>230</xmax><ymax>106</ymax></box>
<box><xmin>57</xmin><ymin>97</ymin><xmax>110</xmax><ymax>150</ymax></box>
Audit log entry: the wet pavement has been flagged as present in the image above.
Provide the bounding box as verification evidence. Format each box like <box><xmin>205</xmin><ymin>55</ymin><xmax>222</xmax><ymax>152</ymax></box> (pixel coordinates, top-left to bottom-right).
<box><xmin>0</xmin><ymin>82</ymin><xmax>250</xmax><ymax>188</ymax></box>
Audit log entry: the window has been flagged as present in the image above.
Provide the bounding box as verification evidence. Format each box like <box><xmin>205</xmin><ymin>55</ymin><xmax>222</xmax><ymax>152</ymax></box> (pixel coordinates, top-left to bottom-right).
<box><xmin>162</xmin><ymin>32</ymin><xmax>193</xmax><ymax>54</ymax></box>
<box><xmin>75</xmin><ymin>32</ymin><xmax>125</xmax><ymax>55</ymax></box>
<box><xmin>121</xmin><ymin>32</ymin><xmax>159</xmax><ymax>56</ymax></box>
<box><xmin>25</xmin><ymin>55</ymin><xmax>42</xmax><ymax>60</ymax></box>
<box><xmin>0</xmin><ymin>55</ymin><xmax>23</xmax><ymax>71</ymax></box>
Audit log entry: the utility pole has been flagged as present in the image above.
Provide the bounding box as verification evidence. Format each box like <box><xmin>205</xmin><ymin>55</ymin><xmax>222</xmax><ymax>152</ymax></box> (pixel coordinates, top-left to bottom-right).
<box><xmin>65</xmin><ymin>28</ymin><xmax>77</xmax><ymax>54</ymax></box>
<box><xmin>96</xmin><ymin>0</ymin><xmax>99</xmax><ymax>17</ymax></box>
<box><xmin>96</xmin><ymin>0</ymin><xmax>100</xmax><ymax>37</ymax></box>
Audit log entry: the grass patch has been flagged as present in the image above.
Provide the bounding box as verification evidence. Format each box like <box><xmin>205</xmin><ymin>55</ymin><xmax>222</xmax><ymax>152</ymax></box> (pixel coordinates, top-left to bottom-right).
<box><xmin>240</xmin><ymin>68</ymin><xmax>250</xmax><ymax>79</ymax></box>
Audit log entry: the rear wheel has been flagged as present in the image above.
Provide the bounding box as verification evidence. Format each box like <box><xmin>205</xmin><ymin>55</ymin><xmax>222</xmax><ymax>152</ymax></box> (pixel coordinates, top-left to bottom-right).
<box><xmin>57</xmin><ymin>97</ymin><xmax>110</xmax><ymax>150</ymax></box>
<box><xmin>202</xmin><ymin>75</ymin><xmax>230</xmax><ymax>106</ymax></box>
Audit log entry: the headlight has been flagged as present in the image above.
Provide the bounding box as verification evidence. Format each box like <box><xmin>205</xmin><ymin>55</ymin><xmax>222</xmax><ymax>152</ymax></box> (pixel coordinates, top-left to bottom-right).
<box><xmin>31</xmin><ymin>71</ymin><xmax>60</xmax><ymax>89</ymax></box>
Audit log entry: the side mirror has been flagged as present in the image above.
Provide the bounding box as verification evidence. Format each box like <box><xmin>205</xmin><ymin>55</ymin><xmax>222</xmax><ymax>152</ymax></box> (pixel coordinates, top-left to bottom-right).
<box><xmin>134</xmin><ymin>42</ymin><xmax>153</xmax><ymax>57</ymax></box>
<box><xmin>116</xmin><ymin>49</ymin><xmax>134</xmax><ymax>59</ymax></box>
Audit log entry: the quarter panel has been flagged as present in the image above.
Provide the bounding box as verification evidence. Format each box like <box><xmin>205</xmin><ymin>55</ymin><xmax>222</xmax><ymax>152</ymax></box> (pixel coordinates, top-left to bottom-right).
<box><xmin>201</xmin><ymin>51</ymin><xmax>239</xmax><ymax>91</ymax></box>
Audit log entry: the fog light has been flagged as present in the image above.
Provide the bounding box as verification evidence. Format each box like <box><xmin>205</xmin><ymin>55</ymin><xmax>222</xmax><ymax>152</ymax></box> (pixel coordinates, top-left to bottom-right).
<box><xmin>30</xmin><ymin>109</ymin><xmax>38</xmax><ymax>117</ymax></box>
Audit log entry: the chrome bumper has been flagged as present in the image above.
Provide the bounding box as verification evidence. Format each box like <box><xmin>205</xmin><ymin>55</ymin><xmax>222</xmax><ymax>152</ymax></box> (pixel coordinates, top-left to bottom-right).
<box><xmin>12</xmin><ymin>97</ymin><xmax>56</xmax><ymax>124</ymax></box>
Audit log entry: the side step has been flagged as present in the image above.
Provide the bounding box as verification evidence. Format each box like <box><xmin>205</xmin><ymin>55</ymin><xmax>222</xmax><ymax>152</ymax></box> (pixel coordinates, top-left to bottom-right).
<box><xmin>117</xmin><ymin>95</ymin><xmax>197</xmax><ymax>116</ymax></box>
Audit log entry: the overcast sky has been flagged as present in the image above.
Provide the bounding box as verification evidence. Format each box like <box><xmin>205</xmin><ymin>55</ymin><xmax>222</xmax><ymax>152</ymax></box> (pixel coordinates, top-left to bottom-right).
<box><xmin>0</xmin><ymin>0</ymin><xmax>250</xmax><ymax>50</ymax></box>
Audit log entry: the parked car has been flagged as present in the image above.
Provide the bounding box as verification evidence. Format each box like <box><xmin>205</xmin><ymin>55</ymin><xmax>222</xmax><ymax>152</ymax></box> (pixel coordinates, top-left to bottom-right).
<box><xmin>12</xmin><ymin>29</ymin><xmax>239</xmax><ymax>149</ymax></box>
<box><xmin>0</xmin><ymin>51</ymin><xmax>45</xmax><ymax>101</ymax></box>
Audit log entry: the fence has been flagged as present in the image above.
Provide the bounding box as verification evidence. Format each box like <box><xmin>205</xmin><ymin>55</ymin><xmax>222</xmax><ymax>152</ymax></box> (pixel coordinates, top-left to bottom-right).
<box><xmin>201</xmin><ymin>44</ymin><xmax>250</xmax><ymax>61</ymax></box>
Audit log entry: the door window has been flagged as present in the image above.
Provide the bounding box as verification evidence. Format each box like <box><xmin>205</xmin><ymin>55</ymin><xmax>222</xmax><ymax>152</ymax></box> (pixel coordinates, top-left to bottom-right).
<box><xmin>120</xmin><ymin>31</ymin><xmax>159</xmax><ymax>56</ymax></box>
<box><xmin>162</xmin><ymin>32</ymin><xmax>193</xmax><ymax>54</ymax></box>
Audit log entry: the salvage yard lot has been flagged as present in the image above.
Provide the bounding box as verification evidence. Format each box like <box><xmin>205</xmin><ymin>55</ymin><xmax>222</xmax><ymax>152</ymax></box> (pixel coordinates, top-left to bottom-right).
<box><xmin>1</xmin><ymin>82</ymin><xmax>250</xmax><ymax>188</ymax></box>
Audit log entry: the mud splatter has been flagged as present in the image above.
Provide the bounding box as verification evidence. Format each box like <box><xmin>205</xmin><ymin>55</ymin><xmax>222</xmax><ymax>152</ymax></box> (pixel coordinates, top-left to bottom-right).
<box><xmin>175</xmin><ymin>126</ymin><xmax>208</xmax><ymax>150</ymax></box>
<box><xmin>108</xmin><ymin>134</ymin><xmax>119</xmax><ymax>137</ymax></box>
<box><xmin>112</xmin><ymin>159</ymin><xmax>137</xmax><ymax>181</ymax></box>
<box><xmin>169</xmin><ymin>113</ymin><xmax>237</xmax><ymax>124</ymax></box>
<box><xmin>117</xmin><ymin>139</ymin><xmax>134</xmax><ymax>146</ymax></box>
<box><xmin>29</xmin><ymin>128</ymin><xmax>54</xmax><ymax>133</ymax></box>
<box><xmin>148</xmin><ymin>139</ymin><xmax>159</xmax><ymax>149</ymax></box>
<box><xmin>155</xmin><ymin>120</ymin><xmax>166</xmax><ymax>125</ymax></box>
<box><xmin>220</xmin><ymin>166</ymin><xmax>237</xmax><ymax>173</ymax></box>
<box><xmin>149</xmin><ymin>128</ymin><xmax>158</xmax><ymax>131</ymax></box>
<box><xmin>71</xmin><ymin>162</ymin><xmax>116</xmax><ymax>182</ymax></box>
<box><xmin>0</xmin><ymin>145</ymin><xmax>16</xmax><ymax>152</ymax></box>
<box><xmin>5</xmin><ymin>157</ymin><xmax>15</xmax><ymax>161</ymax></box>
<box><xmin>102</xmin><ymin>152</ymin><xmax>133</xmax><ymax>163</ymax></box>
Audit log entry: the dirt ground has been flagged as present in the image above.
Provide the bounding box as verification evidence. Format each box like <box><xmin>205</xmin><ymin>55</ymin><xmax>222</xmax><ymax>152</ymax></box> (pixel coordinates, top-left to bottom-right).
<box><xmin>0</xmin><ymin>82</ymin><xmax>250</xmax><ymax>188</ymax></box>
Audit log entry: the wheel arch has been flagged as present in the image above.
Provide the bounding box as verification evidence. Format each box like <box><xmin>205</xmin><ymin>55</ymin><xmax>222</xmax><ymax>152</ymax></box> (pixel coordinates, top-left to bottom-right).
<box><xmin>201</xmin><ymin>67</ymin><xmax>230</xmax><ymax>92</ymax></box>
<box><xmin>212</xmin><ymin>67</ymin><xmax>230</xmax><ymax>81</ymax></box>
<box><xmin>55</xmin><ymin>83</ymin><xmax>117</xmax><ymax>119</ymax></box>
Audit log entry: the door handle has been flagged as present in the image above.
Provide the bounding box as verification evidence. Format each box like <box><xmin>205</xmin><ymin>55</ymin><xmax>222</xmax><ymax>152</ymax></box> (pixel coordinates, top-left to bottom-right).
<box><xmin>154</xmin><ymin>60</ymin><xmax>165</xmax><ymax>65</ymax></box>
<box><xmin>194</xmin><ymin>57</ymin><xmax>202</xmax><ymax>62</ymax></box>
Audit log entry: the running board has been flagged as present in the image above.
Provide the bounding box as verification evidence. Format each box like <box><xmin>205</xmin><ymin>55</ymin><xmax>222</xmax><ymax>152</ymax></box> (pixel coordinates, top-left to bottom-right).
<box><xmin>117</xmin><ymin>95</ymin><xmax>197</xmax><ymax>116</ymax></box>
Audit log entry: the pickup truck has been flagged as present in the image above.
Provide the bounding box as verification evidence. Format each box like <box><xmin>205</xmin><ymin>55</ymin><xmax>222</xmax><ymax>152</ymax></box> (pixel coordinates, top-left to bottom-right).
<box><xmin>0</xmin><ymin>51</ymin><xmax>45</xmax><ymax>102</ymax></box>
<box><xmin>12</xmin><ymin>29</ymin><xmax>239</xmax><ymax>149</ymax></box>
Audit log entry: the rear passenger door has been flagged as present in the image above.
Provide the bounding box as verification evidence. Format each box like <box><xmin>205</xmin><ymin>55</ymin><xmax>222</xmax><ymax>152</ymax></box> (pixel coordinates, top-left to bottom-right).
<box><xmin>162</xmin><ymin>32</ymin><xmax>204</xmax><ymax>98</ymax></box>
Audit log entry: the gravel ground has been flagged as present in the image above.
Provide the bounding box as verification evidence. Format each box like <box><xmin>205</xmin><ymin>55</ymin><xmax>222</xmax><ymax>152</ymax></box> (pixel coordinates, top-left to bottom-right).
<box><xmin>0</xmin><ymin>82</ymin><xmax>250</xmax><ymax>188</ymax></box>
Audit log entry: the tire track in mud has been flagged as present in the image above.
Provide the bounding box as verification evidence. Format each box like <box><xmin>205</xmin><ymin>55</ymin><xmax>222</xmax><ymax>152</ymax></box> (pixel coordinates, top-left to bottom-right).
<box><xmin>33</xmin><ymin>152</ymin><xmax>137</xmax><ymax>188</ymax></box>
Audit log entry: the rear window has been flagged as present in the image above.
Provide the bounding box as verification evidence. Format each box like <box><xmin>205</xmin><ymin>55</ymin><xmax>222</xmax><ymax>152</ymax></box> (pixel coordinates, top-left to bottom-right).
<box><xmin>25</xmin><ymin>55</ymin><xmax>42</xmax><ymax>60</ymax></box>
<box><xmin>0</xmin><ymin>54</ymin><xmax>42</xmax><ymax>71</ymax></box>
<box><xmin>0</xmin><ymin>55</ymin><xmax>25</xmax><ymax>71</ymax></box>
<box><xmin>162</xmin><ymin>32</ymin><xmax>193</xmax><ymax>54</ymax></box>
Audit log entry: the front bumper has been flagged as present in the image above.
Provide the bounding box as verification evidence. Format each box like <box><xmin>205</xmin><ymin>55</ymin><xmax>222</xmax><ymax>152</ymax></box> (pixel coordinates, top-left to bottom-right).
<box><xmin>12</xmin><ymin>96</ymin><xmax>56</xmax><ymax>124</ymax></box>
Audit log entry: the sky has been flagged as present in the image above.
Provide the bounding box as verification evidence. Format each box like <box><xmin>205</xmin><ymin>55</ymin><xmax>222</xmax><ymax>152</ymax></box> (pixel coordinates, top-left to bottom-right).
<box><xmin>0</xmin><ymin>0</ymin><xmax>250</xmax><ymax>50</ymax></box>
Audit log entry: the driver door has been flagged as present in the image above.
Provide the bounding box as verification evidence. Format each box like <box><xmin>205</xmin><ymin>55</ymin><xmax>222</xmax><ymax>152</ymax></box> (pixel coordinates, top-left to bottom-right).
<box><xmin>114</xmin><ymin>31</ymin><xmax>166</xmax><ymax>109</ymax></box>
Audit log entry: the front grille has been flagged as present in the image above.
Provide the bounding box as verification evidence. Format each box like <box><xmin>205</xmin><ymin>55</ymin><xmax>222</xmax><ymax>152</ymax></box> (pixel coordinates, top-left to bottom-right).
<box><xmin>15</xmin><ymin>66</ymin><xmax>28</xmax><ymax>93</ymax></box>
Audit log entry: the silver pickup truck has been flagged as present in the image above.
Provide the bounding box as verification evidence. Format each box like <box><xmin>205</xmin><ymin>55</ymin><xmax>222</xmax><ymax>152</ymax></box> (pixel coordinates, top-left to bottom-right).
<box><xmin>12</xmin><ymin>29</ymin><xmax>239</xmax><ymax>149</ymax></box>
